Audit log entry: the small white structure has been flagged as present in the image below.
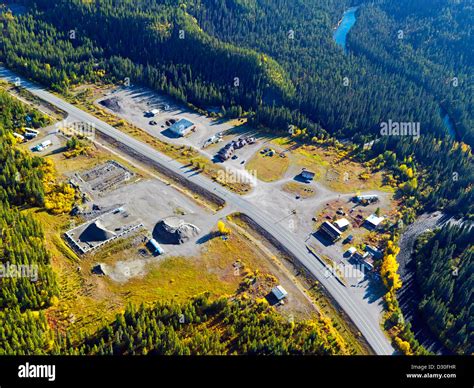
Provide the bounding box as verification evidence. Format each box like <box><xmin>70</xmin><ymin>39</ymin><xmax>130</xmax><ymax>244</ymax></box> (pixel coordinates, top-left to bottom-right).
<box><xmin>13</xmin><ymin>132</ymin><xmax>25</xmax><ymax>142</ymax></box>
<box><xmin>334</xmin><ymin>218</ymin><xmax>350</xmax><ymax>230</ymax></box>
<box><xmin>33</xmin><ymin>139</ymin><xmax>52</xmax><ymax>152</ymax></box>
<box><xmin>145</xmin><ymin>109</ymin><xmax>160</xmax><ymax>117</ymax></box>
<box><xmin>365</xmin><ymin>214</ymin><xmax>385</xmax><ymax>228</ymax></box>
<box><xmin>346</xmin><ymin>247</ymin><xmax>357</xmax><ymax>256</ymax></box>
<box><xmin>25</xmin><ymin>128</ymin><xmax>39</xmax><ymax>135</ymax></box>
<box><xmin>271</xmin><ymin>285</ymin><xmax>288</xmax><ymax>301</ymax></box>
<box><xmin>355</xmin><ymin>194</ymin><xmax>378</xmax><ymax>203</ymax></box>
<box><xmin>148</xmin><ymin>238</ymin><xmax>164</xmax><ymax>255</ymax></box>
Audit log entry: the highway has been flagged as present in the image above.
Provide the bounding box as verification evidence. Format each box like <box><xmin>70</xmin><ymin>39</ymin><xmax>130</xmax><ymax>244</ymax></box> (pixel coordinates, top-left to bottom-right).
<box><xmin>0</xmin><ymin>67</ymin><xmax>394</xmax><ymax>355</ymax></box>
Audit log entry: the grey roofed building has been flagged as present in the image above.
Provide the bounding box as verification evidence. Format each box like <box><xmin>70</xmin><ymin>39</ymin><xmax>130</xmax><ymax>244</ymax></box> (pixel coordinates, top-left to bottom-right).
<box><xmin>365</xmin><ymin>245</ymin><xmax>383</xmax><ymax>259</ymax></box>
<box><xmin>271</xmin><ymin>285</ymin><xmax>288</xmax><ymax>301</ymax></box>
<box><xmin>169</xmin><ymin>118</ymin><xmax>195</xmax><ymax>137</ymax></box>
<box><xmin>300</xmin><ymin>169</ymin><xmax>316</xmax><ymax>182</ymax></box>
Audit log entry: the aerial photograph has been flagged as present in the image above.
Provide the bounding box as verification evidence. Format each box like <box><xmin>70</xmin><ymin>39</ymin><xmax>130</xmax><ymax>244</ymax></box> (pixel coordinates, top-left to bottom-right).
<box><xmin>0</xmin><ymin>0</ymin><xmax>471</xmax><ymax>386</ymax></box>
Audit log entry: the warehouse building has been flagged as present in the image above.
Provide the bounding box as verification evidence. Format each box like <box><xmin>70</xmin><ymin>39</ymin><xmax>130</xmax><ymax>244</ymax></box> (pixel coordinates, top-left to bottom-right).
<box><xmin>319</xmin><ymin>221</ymin><xmax>342</xmax><ymax>241</ymax></box>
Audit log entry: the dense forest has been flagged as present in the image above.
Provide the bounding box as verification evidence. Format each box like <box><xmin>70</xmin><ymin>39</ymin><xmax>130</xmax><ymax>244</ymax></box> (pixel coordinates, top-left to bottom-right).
<box><xmin>9</xmin><ymin>0</ymin><xmax>466</xmax><ymax>143</ymax></box>
<box><xmin>0</xmin><ymin>90</ymin><xmax>59</xmax><ymax>355</ymax></box>
<box><xmin>368</xmin><ymin>135</ymin><xmax>473</xmax><ymax>220</ymax></box>
<box><xmin>69</xmin><ymin>294</ymin><xmax>348</xmax><ymax>355</ymax></box>
<box><xmin>414</xmin><ymin>225</ymin><xmax>473</xmax><ymax>355</ymax></box>
<box><xmin>350</xmin><ymin>0</ymin><xmax>473</xmax><ymax>145</ymax></box>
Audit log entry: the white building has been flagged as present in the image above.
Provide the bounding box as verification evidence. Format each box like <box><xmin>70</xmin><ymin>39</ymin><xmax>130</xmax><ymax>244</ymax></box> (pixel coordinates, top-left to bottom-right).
<box><xmin>365</xmin><ymin>214</ymin><xmax>385</xmax><ymax>229</ymax></box>
<box><xmin>346</xmin><ymin>247</ymin><xmax>357</xmax><ymax>256</ymax></box>
<box><xmin>334</xmin><ymin>218</ymin><xmax>350</xmax><ymax>230</ymax></box>
<box><xmin>271</xmin><ymin>285</ymin><xmax>288</xmax><ymax>301</ymax></box>
<box><xmin>355</xmin><ymin>194</ymin><xmax>378</xmax><ymax>203</ymax></box>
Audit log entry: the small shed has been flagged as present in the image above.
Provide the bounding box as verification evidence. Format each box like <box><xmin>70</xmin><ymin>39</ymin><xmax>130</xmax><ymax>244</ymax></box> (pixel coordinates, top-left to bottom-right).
<box><xmin>148</xmin><ymin>238</ymin><xmax>164</xmax><ymax>255</ymax></box>
<box><xmin>346</xmin><ymin>247</ymin><xmax>357</xmax><ymax>256</ymax></box>
<box><xmin>300</xmin><ymin>169</ymin><xmax>316</xmax><ymax>182</ymax></box>
<box><xmin>271</xmin><ymin>285</ymin><xmax>288</xmax><ymax>301</ymax></box>
<box><xmin>362</xmin><ymin>253</ymin><xmax>374</xmax><ymax>271</ymax></box>
<box><xmin>334</xmin><ymin>218</ymin><xmax>350</xmax><ymax>230</ymax></box>
<box><xmin>365</xmin><ymin>214</ymin><xmax>385</xmax><ymax>229</ymax></box>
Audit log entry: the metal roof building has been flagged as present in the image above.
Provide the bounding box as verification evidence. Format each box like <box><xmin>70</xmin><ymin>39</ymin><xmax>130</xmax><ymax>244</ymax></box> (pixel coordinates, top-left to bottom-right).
<box><xmin>365</xmin><ymin>214</ymin><xmax>385</xmax><ymax>228</ymax></box>
<box><xmin>334</xmin><ymin>218</ymin><xmax>350</xmax><ymax>230</ymax></box>
<box><xmin>169</xmin><ymin>118</ymin><xmax>195</xmax><ymax>137</ymax></box>
<box><xmin>319</xmin><ymin>221</ymin><xmax>342</xmax><ymax>241</ymax></box>
<box><xmin>271</xmin><ymin>285</ymin><xmax>288</xmax><ymax>301</ymax></box>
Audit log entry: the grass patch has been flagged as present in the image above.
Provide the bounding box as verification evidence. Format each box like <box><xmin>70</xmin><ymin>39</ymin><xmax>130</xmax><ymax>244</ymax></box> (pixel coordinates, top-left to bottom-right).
<box><xmin>246</xmin><ymin>147</ymin><xmax>290</xmax><ymax>182</ymax></box>
<box><xmin>282</xmin><ymin>181</ymin><xmax>316</xmax><ymax>198</ymax></box>
<box><xmin>272</xmin><ymin>139</ymin><xmax>394</xmax><ymax>193</ymax></box>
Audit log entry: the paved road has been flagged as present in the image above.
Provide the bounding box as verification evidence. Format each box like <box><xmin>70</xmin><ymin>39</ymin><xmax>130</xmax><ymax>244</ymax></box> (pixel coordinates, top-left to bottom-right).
<box><xmin>0</xmin><ymin>67</ymin><xmax>394</xmax><ymax>355</ymax></box>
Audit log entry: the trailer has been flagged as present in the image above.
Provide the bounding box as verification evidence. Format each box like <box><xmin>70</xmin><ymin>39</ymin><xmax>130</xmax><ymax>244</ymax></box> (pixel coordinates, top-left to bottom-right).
<box><xmin>148</xmin><ymin>238</ymin><xmax>164</xmax><ymax>255</ymax></box>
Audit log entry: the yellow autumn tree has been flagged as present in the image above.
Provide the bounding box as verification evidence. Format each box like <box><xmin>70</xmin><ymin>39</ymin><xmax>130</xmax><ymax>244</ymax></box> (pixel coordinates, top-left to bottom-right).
<box><xmin>41</xmin><ymin>159</ymin><xmax>76</xmax><ymax>214</ymax></box>
<box><xmin>380</xmin><ymin>240</ymin><xmax>402</xmax><ymax>291</ymax></box>
<box><xmin>395</xmin><ymin>337</ymin><xmax>412</xmax><ymax>355</ymax></box>
<box><xmin>217</xmin><ymin>220</ymin><xmax>230</xmax><ymax>236</ymax></box>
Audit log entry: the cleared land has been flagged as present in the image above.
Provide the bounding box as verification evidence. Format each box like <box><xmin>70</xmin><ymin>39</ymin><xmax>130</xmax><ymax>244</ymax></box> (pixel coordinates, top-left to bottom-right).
<box><xmin>246</xmin><ymin>147</ymin><xmax>290</xmax><ymax>182</ymax></box>
<box><xmin>28</xmin><ymin>131</ymin><xmax>322</xmax><ymax>341</ymax></box>
<box><xmin>282</xmin><ymin>181</ymin><xmax>316</xmax><ymax>198</ymax></box>
<box><xmin>271</xmin><ymin>137</ymin><xmax>393</xmax><ymax>193</ymax></box>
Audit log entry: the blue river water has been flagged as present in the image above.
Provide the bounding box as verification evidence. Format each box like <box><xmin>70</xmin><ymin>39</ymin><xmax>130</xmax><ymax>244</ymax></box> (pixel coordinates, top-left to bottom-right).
<box><xmin>441</xmin><ymin>108</ymin><xmax>457</xmax><ymax>139</ymax></box>
<box><xmin>333</xmin><ymin>7</ymin><xmax>359</xmax><ymax>53</ymax></box>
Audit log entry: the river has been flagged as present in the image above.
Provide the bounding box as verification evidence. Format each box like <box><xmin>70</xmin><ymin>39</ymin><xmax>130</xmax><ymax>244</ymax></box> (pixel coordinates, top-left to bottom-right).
<box><xmin>440</xmin><ymin>107</ymin><xmax>458</xmax><ymax>140</ymax></box>
<box><xmin>333</xmin><ymin>6</ymin><xmax>359</xmax><ymax>53</ymax></box>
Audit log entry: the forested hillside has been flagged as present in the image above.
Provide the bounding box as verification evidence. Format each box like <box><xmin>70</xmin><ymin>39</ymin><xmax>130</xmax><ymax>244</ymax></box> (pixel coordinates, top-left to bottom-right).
<box><xmin>0</xmin><ymin>90</ymin><xmax>59</xmax><ymax>355</ymax></box>
<box><xmin>3</xmin><ymin>0</ymin><xmax>470</xmax><ymax>143</ymax></box>
<box><xmin>414</xmin><ymin>225</ymin><xmax>473</xmax><ymax>355</ymax></box>
<box><xmin>350</xmin><ymin>0</ymin><xmax>473</xmax><ymax>145</ymax></box>
<box><xmin>369</xmin><ymin>135</ymin><xmax>473</xmax><ymax>220</ymax></box>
